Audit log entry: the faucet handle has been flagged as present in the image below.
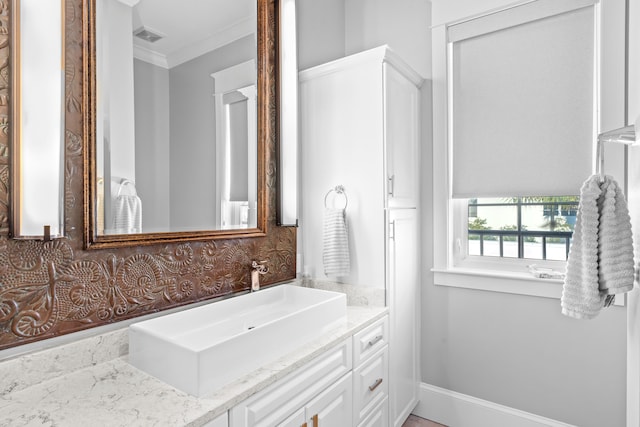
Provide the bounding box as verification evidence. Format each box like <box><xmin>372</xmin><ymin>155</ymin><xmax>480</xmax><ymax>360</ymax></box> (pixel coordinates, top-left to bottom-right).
<box><xmin>251</xmin><ymin>260</ymin><xmax>269</xmax><ymax>275</ymax></box>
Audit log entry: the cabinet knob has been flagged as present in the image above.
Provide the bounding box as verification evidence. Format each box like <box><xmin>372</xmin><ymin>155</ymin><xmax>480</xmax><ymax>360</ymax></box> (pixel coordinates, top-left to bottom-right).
<box><xmin>312</xmin><ymin>414</ymin><xmax>319</xmax><ymax>427</ymax></box>
<box><xmin>369</xmin><ymin>378</ymin><xmax>383</xmax><ymax>391</ymax></box>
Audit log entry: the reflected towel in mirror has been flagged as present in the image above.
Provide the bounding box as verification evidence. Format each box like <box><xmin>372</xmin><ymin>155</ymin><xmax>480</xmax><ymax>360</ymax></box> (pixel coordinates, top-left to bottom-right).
<box><xmin>111</xmin><ymin>179</ymin><xmax>142</xmax><ymax>234</ymax></box>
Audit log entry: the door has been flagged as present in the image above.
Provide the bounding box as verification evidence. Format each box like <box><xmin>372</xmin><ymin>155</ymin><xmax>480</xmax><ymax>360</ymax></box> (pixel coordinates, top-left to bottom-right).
<box><xmin>386</xmin><ymin>208</ymin><xmax>419</xmax><ymax>427</ymax></box>
<box><xmin>383</xmin><ymin>63</ymin><xmax>420</xmax><ymax>209</ymax></box>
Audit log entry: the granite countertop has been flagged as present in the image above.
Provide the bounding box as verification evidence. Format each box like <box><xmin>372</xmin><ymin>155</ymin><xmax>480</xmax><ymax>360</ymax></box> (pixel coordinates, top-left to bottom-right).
<box><xmin>0</xmin><ymin>305</ymin><xmax>387</xmax><ymax>427</ymax></box>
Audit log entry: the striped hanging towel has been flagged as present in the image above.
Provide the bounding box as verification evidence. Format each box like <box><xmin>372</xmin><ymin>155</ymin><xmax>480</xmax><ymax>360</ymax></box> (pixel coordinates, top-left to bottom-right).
<box><xmin>323</xmin><ymin>208</ymin><xmax>351</xmax><ymax>277</ymax></box>
<box><xmin>562</xmin><ymin>175</ymin><xmax>635</xmax><ymax>319</ymax></box>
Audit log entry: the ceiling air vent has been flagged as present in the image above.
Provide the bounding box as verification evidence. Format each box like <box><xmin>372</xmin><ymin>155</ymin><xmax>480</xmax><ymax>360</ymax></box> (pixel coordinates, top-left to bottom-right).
<box><xmin>133</xmin><ymin>27</ymin><xmax>164</xmax><ymax>43</ymax></box>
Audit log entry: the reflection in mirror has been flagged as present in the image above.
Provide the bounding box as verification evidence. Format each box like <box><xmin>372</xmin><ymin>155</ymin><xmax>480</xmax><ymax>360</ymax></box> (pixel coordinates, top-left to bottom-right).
<box><xmin>10</xmin><ymin>0</ymin><xmax>65</xmax><ymax>239</ymax></box>
<box><xmin>94</xmin><ymin>0</ymin><xmax>257</xmax><ymax>237</ymax></box>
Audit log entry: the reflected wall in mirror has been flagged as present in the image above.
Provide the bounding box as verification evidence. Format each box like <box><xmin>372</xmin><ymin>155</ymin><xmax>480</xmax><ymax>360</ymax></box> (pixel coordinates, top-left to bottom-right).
<box><xmin>10</xmin><ymin>0</ymin><xmax>65</xmax><ymax>239</ymax></box>
<box><xmin>87</xmin><ymin>0</ymin><xmax>266</xmax><ymax>248</ymax></box>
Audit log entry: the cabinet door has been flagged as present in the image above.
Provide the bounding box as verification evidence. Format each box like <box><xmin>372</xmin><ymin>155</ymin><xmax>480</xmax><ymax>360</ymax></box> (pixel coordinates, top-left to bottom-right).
<box><xmin>278</xmin><ymin>408</ymin><xmax>306</xmax><ymax>427</ymax></box>
<box><xmin>229</xmin><ymin>341</ymin><xmax>351</xmax><ymax>427</ymax></box>
<box><xmin>386</xmin><ymin>209</ymin><xmax>419</xmax><ymax>427</ymax></box>
<box><xmin>305</xmin><ymin>372</ymin><xmax>352</xmax><ymax>427</ymax></box>
<box><xmin>384</xmin><ymin>63</ymin><xmax>420</xmax><ymax>209</ymax></box>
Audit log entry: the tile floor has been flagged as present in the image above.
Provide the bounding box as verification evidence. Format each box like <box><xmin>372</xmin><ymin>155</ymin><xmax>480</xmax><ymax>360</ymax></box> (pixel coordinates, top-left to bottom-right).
<box><xmin>402</xmin><ymin>414</ymin><xmax>447</xmax><ymax>427</ymax></box>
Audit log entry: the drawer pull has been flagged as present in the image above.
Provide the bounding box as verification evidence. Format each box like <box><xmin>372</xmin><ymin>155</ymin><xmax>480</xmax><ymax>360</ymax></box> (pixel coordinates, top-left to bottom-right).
<box><xmin>368</xmin><ymin>335</ymin><xmax>383</xmax><ymax>347</ymax></box>
<box><xmin>302</xmin><ymin>424</ymin><xmax>307</xmax><ymax>427</ymax></box>
<box><xmin>369</xmin><ymin>378</ymin><xmax>383</xmax><ymax>391</ymax></box>
<box><xmin>312</xmin><ymin>414</ymin><xmax>319</xmax><ymax>427</ymax></box>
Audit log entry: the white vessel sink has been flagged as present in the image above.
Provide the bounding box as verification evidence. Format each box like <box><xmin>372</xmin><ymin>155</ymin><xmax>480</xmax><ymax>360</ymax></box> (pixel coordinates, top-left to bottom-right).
<box><xmin>128</xmin><ymin>285</ymin><xmax>347</xmax><ymax>396</ymax></box>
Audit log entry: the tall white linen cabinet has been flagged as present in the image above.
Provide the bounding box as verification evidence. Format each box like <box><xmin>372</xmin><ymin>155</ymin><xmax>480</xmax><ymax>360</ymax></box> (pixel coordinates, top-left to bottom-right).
<box><xmin>300</xmin><ymin>45</ymin><xmax>422</xmax><ymax>427</ymax></box>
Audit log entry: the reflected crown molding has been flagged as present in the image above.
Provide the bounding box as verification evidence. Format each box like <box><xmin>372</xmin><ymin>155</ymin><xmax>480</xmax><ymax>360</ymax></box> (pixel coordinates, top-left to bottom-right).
<box><xmin>116</xmin><ymin>0</ymin><xmax>140</xmax><ymax>6</ymax></box>
<box><xmin>133</xmin><ymin>16</ymin><xmax>255</xmax><ymax>70</ymax></box>
<box><xmin>133</xmin><ymin>44</ymin><xmax>169</xmax><ymax>68</ymax></box>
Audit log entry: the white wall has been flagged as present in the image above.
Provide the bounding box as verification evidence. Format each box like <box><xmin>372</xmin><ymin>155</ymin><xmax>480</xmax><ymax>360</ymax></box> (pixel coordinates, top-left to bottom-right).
<box><xmin>296</xmin><ymin>0</ymin><xmax>346</xmax><ymax>70</ymax></box>
<box><xmin>169</xmin><ymin>35</ymin><xmax>255</xmax><ymax>230</ymax></box>
<box><xmin>133</xmin><ymin>59</ymin><xmax>171</xmax><ymax>233</ymax></box>
<box><xmin>345</xmin><ymin>0</ymin><xmax>431</xmax><ymax>78</ymax></box>
<box><xmin>297</xmin><ymin>0</ymin><xmax>431</xmax><ymax>77</ymax></box>
<box><xmin>99</xmin><ymin>0</ymin><xmax>137</xmax><ymax>183</ymax></box>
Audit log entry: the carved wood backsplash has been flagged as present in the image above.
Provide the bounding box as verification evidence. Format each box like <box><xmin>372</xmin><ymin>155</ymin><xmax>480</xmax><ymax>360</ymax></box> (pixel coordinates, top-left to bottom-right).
<box><xmin>0</xmin><ymin>0</ymin><xmax>296</xmax><ymax>350</ymax></box>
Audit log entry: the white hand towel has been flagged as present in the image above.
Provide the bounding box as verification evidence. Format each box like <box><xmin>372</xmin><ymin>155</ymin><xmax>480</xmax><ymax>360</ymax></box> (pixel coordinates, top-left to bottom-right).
<box><xmin>111</xmin><ymin>194</ymin><xmax>142</xmax><ymax>234</ymax></box>
<box><xmin>323</xmin><ymin>208</ymin><xmax>351</xmax><ymax>277</ymax></box>
<box><xmin>562</xmin><ymin>175</ymin><xmax>634</xmax><ymax>319</ymax></box>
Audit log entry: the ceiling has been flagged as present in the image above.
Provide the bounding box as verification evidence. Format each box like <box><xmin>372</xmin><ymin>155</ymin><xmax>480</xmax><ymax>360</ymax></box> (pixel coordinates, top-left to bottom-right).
<box><xmin>131</xmin><ymin>0</ymin><xmax>256</xmax><ymax>68</ymax></box>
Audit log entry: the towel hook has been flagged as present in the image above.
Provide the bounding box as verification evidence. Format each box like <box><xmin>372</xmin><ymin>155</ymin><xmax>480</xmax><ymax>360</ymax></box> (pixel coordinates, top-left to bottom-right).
<box><xmin>595</xmin><ymin>121</ymin><xmax>639</xmax><ymax>183</ymax></box>
<box><xmin>324</xmin><ymin>185</ymin><xmax>348</xmax><ymax>209</ymax></box>
<box><xmin>596</xmin><ymin>138</ymin><xmax>605</xmax><ymax>183</ymax></box>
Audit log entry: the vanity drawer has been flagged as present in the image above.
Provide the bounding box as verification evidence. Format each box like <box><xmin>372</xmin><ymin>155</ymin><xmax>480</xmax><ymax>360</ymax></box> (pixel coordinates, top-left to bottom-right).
<box><xmin>353</xmin><ymin>316</ymin><xmax>388</xmax><ymax>367</ymax></box>
<box><xmin>353</xmin><ymin>346</ymin><xmax>389</xmax><ymax>426</ymax></box>
<box><xmin>358</xmin><ymin>396</ymin><xmax>388</xmax><ymax>427</ymax></box>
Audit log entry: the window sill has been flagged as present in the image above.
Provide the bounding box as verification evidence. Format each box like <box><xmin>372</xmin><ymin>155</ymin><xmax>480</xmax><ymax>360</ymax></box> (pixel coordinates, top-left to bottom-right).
<box><xmin>432</xmin><ymin>268</ymin><xmax>626</xmax><ymax>306</ymax></box>
<box><xmin>433</xmin><ymin>267</ymin><xmax>564</xmax><ymax>300</ymax></box>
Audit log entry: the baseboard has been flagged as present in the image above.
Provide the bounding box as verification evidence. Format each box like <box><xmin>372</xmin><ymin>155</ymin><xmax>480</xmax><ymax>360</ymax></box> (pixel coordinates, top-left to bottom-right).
<box><xmin>412</xmin><ymin>383</ymin><xmax>575</xmax><ymax>427</ymax></box>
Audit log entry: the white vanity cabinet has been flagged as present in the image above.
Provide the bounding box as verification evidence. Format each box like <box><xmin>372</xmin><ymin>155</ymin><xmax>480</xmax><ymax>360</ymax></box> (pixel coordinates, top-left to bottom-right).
<box><xmin>229</xmin><ymin>315</ymin><xmax>390</xmax><ymax>427</ymax></box>
<box><xmin>300</xmin><ymin>45</ymin><xmax>422</xmax><ymax>427</ymax></box>
<box><xmin>229</xmin><ymin>339</ymin><xmax>352</xmax><ymax>427</ymax></box>
<box><xmin>277</xmin><ymin>373</ymin><xmax>352</xmax><ymax>427</ymax></box>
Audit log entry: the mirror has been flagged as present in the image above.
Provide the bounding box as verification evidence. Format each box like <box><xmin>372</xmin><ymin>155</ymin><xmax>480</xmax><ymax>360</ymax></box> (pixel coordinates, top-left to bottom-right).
<box><xmin>10</xmin><ymin>0</ymin><xmax>65</xmax><ymax>239</ymax></box>
<box><xmin>85</xmin><ymin>0</ymin><xmax>273</xmax><ymax>248</ymax></box>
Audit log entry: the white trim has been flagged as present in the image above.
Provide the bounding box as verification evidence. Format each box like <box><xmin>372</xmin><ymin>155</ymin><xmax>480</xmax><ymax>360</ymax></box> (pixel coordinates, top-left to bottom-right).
<box><xmin>433</xmin><ymin>268</ymin><xmax>563</xmax><ymax>299</ymax></box>
<box><xmin>431</xmin><ymin>0</ymin><xmax>536</xmax><ymax>28</ymax></box>
<box><xmin>448</xmin><ymin>0</ymin><xmax>597</xmax><ymax>42</ymax></box>
<box><xmin>210</xmin><ymin>60</ymin><xmax>256</xmax><ymax>95</ymax></box>
<box><xmin>167</xmin><ymin>16</ymin><xmax>255</xmax><ymax>69</ymax></box>
<box><xmin>115</xmin><ymin>0</ymin><xmax>139</xmax><ymax>7</ymax></box>
<box><xmin>299</xmin><ymin>45</ymin><xmax>424</xmax><ymax>87</ymax></box>
<box><xmin>433</xmin><ymin>268</ymin><xmax>626</xmax><ymax>306</ymax></box>
<box><xmin>413</xmin><ymin>383</ymin><xmax>576</xmax><ymax>427</ymax></box>
<box><xmin>133</xmin><ymin>44</ymin><xmax>169</xmax><ymax>69</ymax></box>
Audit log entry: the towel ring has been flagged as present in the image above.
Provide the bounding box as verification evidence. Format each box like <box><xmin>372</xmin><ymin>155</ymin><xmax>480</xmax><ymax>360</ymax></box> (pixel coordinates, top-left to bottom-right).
<box><xmin>116</xmin><ymin>178</ymin><xmax>137</xmax><ymax>197</ymax></box>
<box><xmin>324</xmin><ymin>185</ymin><xmax>348</xmax><ymax>209</ymax></box>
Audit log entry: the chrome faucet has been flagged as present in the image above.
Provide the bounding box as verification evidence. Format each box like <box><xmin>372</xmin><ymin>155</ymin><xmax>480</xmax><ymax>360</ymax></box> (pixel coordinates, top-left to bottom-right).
<box><xmin>251</xmin><ymin>261</ymin><xmax>269</xmax><ymax>292</ymax></box>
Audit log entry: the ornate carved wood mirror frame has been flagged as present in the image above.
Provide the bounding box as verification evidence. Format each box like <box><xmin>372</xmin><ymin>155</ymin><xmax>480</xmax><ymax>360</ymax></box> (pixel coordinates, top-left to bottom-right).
<box><xmin>83</xmin><ymin>0</ymin><xmax>272</xmax><ymax>249</ymax></box>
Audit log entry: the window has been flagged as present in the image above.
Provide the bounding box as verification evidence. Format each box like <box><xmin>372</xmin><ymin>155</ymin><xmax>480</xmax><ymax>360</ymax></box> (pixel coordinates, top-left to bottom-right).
<box><xmin>467</xmin><ymin>196</ymin><xmax>579</xmax><ymax>261</ymax></box>
<box><xmin>431</xmin><ymin>0</ymin><xmax>626</xmax><ymax>298</ymax></box>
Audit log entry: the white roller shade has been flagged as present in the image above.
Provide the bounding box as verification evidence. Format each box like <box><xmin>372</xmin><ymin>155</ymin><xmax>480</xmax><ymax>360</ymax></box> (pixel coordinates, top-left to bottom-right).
<box><xmin>450</xmin><ymin>1</ymin><xmax>596</xmax><ymax>198</ymax></box>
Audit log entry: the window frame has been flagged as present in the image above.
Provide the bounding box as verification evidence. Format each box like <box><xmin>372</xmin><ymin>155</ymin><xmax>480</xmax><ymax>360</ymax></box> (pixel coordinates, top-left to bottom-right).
<box><xmin>431</xmin><ymin>0</ymin><xmax>627</xmax><ymax>301</ymax></box>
